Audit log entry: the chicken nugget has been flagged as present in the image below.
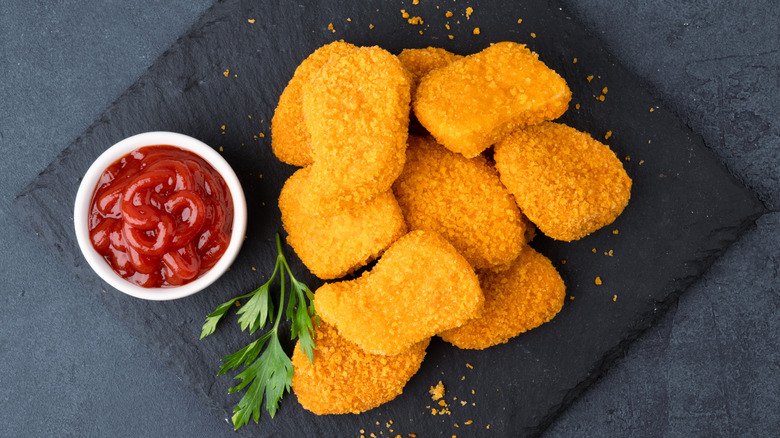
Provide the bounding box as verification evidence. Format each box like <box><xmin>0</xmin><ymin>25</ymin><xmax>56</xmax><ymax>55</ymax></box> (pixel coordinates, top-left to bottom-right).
<box><xmin>494</xmin><ymin>122</ymin><xmax>632</xmax><ymax>241</ymax></box>
<box><xmin>314</xmin><ymin>230</ymin><xmax>483</xmax><ymax>355</ymax></box>
<box><xmin>413</xmin><ymin>41</ymin><xmax>571</xmax><ymax>158</ymax></box>
<box><xmin>280</xmin><ymin>167</ymin><xmax>407</xmax><ymax>280</ymax></box>
<box><xmin>292</xmin><ymin>321</ymin><xmax>429</xmax><ymax>415</ymax></box>
<box><xmin>271</xmin><ymin>41</ymin><xmax>358</xmax><ymax>167</ymax></box>
<box><xmin>393</xmin><ymin>135</ymin><xmax>527</xmax><ymax>270</ymax></box>
<box><xmin>303</xmin><ymin>46</ymin><xmax>411</xmax><ymax>207</ymax></box>
<box><xmin>439</xmin><ymin>246</ymin><xmax>566</xmax><ymax>349</ymax></box>
<box><xmin>397</xmin><ymin>47</ymin><xmax>463</xmax><ymax>93</ymax></box>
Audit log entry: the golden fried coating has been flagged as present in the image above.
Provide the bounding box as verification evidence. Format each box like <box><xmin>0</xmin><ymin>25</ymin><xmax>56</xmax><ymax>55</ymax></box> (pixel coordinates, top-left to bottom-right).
<box><xmin>279</xmin><ymin>168</ymin><xmax>407</xmax><ymax>280</ymax></box>
<box><xmin>303</xmin><ymin>46</ymin><xmax>411</xmax><ymax>207</ymax></box>
<box><xmin>397</xmin><ymin>47</ymin><xmax>463</xmax><ymax>93</ymax></box>
<box><xmin>271</xmin><ymin>41</ymin><xmax>358</xmax><ymax>167</ymax></box>
<box><xmin>292</xmin><ymin>321</ymin><xmax>429</xmax><ymax>415</ymax></box>
<box><xmin>413</xmin><ymin>41</ymin><xmax>571</xmax><ymax>158</ymax></box>
<box><xmin>314</xmin><ymin>230</ymin><xmax>483</xmax><ymax>355</ymax></box>
<box><xmin>393</xmin><ymin>135</ymin><xmax>527</xmax><ymax>270</ymax></box>
<box><xmin>494</xmin><ymin>122</ymin><xmax>632</xmax><ymax>241</ymax></box>
<box><xmin>439</xmin><ymin>246</ymin><xmax>566</xmax><ymax>349</ymax></box>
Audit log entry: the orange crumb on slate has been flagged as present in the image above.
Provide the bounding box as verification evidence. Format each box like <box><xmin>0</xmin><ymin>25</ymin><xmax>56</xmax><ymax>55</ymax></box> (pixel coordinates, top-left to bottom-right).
<box><xmin>517</xmin><ymin>18</ymin><xmax>523</xmax><ymax>23</ymax></box>
<box><xmin>430</xmin><ymin>381</ymin><xmax>445</xmax><ymax>400</ymax></box>
<box><xmin>369</xmin><ymin>24</ymin><xmax>374</xmax><ymax>29</ymax></box>
<box><xmin>602</xmin><ymin>86</ymin><xmax>609</xmax><ymax>94</ymax></box>
<box><xmin>222</xmin><ymin>69</ymin><xmax>229</xmax><ymax>77</ymax></box>
<box><xmin>473</xmin><ymin>27</ymin><xmax>480</xmax><ymax>34</ymax></box>
<box><xmin>575</xmin><ymin>103</ymin><xmax>581</xmax><ymax>109</ymax></box>
<box><xmin>613</xmin><ymin>294</ymin><xmax>618</xmax><ymax>301</ymax></box>
<box><xmin>445</xmin><ymin>11</ymin><xmax>453</xmax><ymax>17</ymax></box>
<box><xmin>605</xmin><ymin>130</ymin><xmax>612</xmax><ymax>139</ymax></box>
<box><xmin>595</xmin><ymin>276</ymin><xmax>602</xmax><ymax>285</ymax></box>
<box><xmin>530</xmin><ymin>32</ymin><xmax>536</xmax><ymax>38</ymax></box>
<box><xmin>573</xmin><ymin>57</ymin><xmax>578</xmax><ymax>63</ymax></box>
<box><xmin>247</xmin><ymin>18</ymin><xmax>255</xmax><ymax>23</ymax></box>
<box><xmin>328</xmin><ymin>23</ymin><xmax>335</xmax><ymax>32</ymax></box>
<box><xmin>466</xmin><ymin>7</ymin><xmax>473</xmax><ymax>18</ymax></box>
<box><xmin>613</xmin><ymin>229</ymin><xmax>620</xmax><ymax>234</ymax></box>
<box><xmin>587</xmin><ymin>75</ymin><xmax>594</xmax><ymax>82</ymax></box>
<box><xmin>401</xmin><ymin>9</ymin><xmax>410</xmax><ymax>18</ymax></box>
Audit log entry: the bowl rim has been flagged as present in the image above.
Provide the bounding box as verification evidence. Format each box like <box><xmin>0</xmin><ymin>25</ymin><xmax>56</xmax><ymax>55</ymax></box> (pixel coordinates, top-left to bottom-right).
<box><xmin>73</xmin><ymin>131</ymin><xmax>247</xmax><ymax>301</ymax></box>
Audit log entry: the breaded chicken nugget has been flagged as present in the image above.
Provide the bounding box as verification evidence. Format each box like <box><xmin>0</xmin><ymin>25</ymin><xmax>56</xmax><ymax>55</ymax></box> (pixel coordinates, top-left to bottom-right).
<box><xmin>292</xmin><ymin>321</ymin><xmax>429</xmax><ymax>415</ymax></box>
<box><xmin>314</xmin><ymin>230</ymin><xmax>483</xmax><ymax>355</ymax></box>
<box><xmin>397</xmin><ymin>47</ymin><xmax>463</xmax><ymax>93</ymax></box>
<box><xmin>494</xmin><ymin>122</ymin><xmax>632</xmax><ymax>241</ymax></box>
<box><xmin>271</xmin><ymin>41</ymin><xmax>358</xmax><ymax>167</ymax></box>
<box><xmin>280</xmin><ymin>167</ymin><xmax>407</xmax><ymax>280</ymax></box>
<box><xmin>413</xmin><ymin>41</ymin><xmax>571</xmax><ymax>158</ymax></box>
<box><xmin>439</xmin><ymin>246</ymin><xmax>566</xmax><ymax>349</ymax></box>
<box><xmin>303</xmin><ymin>46</ymin><xmax>411</xmax><ymax>207</ymax></box>
<box><xmin>393</xmin><ymin>135</ymin><xmax>526</xmax><ymax>270</ymax></box>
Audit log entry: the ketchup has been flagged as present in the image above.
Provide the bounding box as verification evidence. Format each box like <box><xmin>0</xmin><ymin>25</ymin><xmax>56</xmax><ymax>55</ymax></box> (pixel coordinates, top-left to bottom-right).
<box><xmin>88</xmin><ymin>146</ymin><xmax>234</xmax><ymax>288</ymax></box>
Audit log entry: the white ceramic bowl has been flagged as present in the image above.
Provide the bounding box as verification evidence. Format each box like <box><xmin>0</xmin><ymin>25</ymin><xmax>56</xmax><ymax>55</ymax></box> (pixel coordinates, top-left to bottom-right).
<box><xmin>74</xmin><ymin>131</ymin><xmax>247</xmax><ymax>301</ymax></box>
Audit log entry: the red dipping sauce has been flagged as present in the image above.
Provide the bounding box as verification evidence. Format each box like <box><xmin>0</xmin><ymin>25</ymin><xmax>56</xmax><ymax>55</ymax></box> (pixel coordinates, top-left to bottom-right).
<box><xmin>88</xmin><ymin>145</ymin><xmax>234</xmax><ymax>288</ymax></box>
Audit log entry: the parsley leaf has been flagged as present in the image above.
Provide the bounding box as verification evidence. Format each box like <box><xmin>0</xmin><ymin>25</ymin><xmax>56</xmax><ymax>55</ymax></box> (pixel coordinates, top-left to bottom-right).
<box><xmin>200</xmin><ymin>233</ymin><xmax>317</xmax><ymax>430</ymax></box>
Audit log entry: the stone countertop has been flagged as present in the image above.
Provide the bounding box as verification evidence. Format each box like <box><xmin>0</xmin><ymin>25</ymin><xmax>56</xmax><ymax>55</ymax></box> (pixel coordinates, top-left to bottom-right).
<box><xmin>1</xmin><ymin>1</ymin><xmax>777</xmax><ymax>436</ymax></box>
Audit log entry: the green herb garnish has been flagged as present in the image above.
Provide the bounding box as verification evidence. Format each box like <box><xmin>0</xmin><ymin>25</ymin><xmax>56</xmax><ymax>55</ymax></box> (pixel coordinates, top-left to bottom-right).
<box><xmin>200</xmin><ymin>233</ymin><xmax>317</xmax><ymax>430</ymax></box>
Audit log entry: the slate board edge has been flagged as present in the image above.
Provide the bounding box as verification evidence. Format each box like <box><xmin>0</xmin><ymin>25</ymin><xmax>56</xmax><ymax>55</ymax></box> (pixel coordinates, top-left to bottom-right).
<box><xmin>10</xmin><ymin>1</ymin><xmax>769</xmax><ymax>436</ymax></box>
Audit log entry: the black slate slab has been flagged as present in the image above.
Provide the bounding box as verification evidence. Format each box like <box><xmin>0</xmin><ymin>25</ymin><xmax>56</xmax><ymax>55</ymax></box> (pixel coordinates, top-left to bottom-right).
<box><xmin>13</xmin><ymin>0</ymin><xmax>765</xmax><ymax>436</ymax></box>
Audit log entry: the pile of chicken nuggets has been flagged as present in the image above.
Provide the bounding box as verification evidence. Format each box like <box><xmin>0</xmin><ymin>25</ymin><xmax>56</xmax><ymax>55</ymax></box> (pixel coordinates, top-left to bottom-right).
<box><xmin>272</xmin><ymin>41</ymin><xmax>632</xmax><ymax>415</ymax></box>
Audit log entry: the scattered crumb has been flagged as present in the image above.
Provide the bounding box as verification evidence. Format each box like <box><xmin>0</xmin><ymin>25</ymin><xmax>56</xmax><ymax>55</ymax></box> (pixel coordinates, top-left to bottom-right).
<box><xmin>624</xmin><ymin>156</ymin><xmax>630</xmax><ymax>161</ymax></box>
<box><xmin>591</xmin><ymin>248</ymin><xmax>597</xmax><ymax>253</ymax></box>
<box><xmin>259</xmin><ymin>132</ymin><xmax>265</xmax><ymax>138</ymax></box>
<box><xmin>247</xmin><ymin>18</ymin><xmax>255</xmax><ymax>24</ymax></box>
<box><xmin>445</xmin><ymin>24</ymin><xmax>450</xmax><ymax>30</ymax></box>
<box><xmin>598</xmin><ymin>94</ymin><xmax>606</xmax><ymax>101</ymax></box>
<box><xmin>234</xmin><ymin>300</ymin><xmax>241</xmax><ymax>307</ymax></box>
<box><xmin>465</xmin><ymin>7</ymin><xmax>473</xmax><ymax>19</ymax></box>
<box><xmin>573</xmin><ymin>57</ymin><xmax>578</xmax><ymax>63</ymax></box>
<box><xmin>347</xmin><ymin>18</ymin><xmax>352</xmax><ymax>22</ymax></box>
<box><xmin>517</xmin><ymin>18</ymin><xmax>522</xmax><ymax>24</ymax></box>
<box><xmin>465</xmin><ymin>420</ymin><xmax>473</xmax><ymax>425</ymax></box>
<box><xmin>419</xmin><ymin>30</ymin><xmax>424</xmax><ymax>35</ymax></box>
<box><xmin>561</xmin><ymin>259</ymin><xmax>567</xmax><ymax>264</ymax></box>
<box><xmin>586</xmin><ymin>75</ymin><xmax>594</xmax><ymax>82</ymax></box>
<box><xmin>429</xmin><ymin>381</ymin><xmax>445</xmax><ymax>401</ymax></box>
<box><xmin>413</xmin><ymin>0</ymin><xmax>420</xmax><ymax>4</ymax></box>
<box><xmin>401</xmin><ymin>9</ymin><xmax>410</xmax><ymax>19</ymax></box>
<box><xmin>251</xmin><ymin>266</ymin><xmax>256</xmax><ymax>271</ymax></box>
<box><xmin>438</xmin><ymin>400</ymin><xmax>447</xmax><ymax>407</ymax></box>
<box><xmin>639</xmin><ymin>160</ymin><xmax>645</xmax><ymax>165</ymax></box>
<box><xmin>448</xmin><ymin>35</ymin><xmax>454</xmax><ymax>39</ymax></box>
<box><xmin>222</xmin><ymin>69</ymin><xmax>230</xmax><ymax>77</ymax></box>
<box><xmin>328</xmin><ymin>23</ymin><xmax>335</xmax><ymax>32</ymax></box>
<box><xmin>408</xmin><ymin>16</ymin><xmax>424</xmax><ymax>25</ymax></box>
<box><xmin>613</xmin><ymin>294</ymin><xmax>618</xmax><ymax>302</ymax></box>
<box><xmin>595</xmin><ymin>276</ymin><xmax>602</xmax><ymax>285</ymax></box>
<box><xmin>461</xmin><ymin>376</ymin><xmax>465</xmax><ymax>381</ymax></box>
<box><xmin>473</xmin><ymin>27</ymin><xmax>480</xmax><ymax>35</ymax></box>
<box><xmin>650</xmin><ymin>107</ymin><xmax>655</xmax><ymax>112</ymax></box>
<box><xmin>466</xmin><ymin>363</ymin><xmax>473</xmax><ymax>369</ymax></box>
<box><xmin>219</xmin><ymin>146</ymin><xmax>223</xmax><ymax>152</ymax></box>
<box><xmin>221</xmin><ymin>124</ymin><xmax>226</xmax><ymax>130</ymax></box>
<box><xmin>575</xmin><ymin>103</ymin><xmax>581</xmax><ymax>110</ymax></box>
<box><xmin>605</xmin><ymin>130</ymin><xmax>612</xmax><ymax>139</ymax></box>
<box><xmin>369</xmin><ymin>24</ymin><xmax>375</xmax><ymax>29</ymax></box>
<box><xmin>530</xmin><ymin>32</ymin><xmax>536</xmax><ymax>38</ymax></box>
<box><xmin>569</xmin><ymin>296</ymin><xmax>575</xmax><ymax>300</ymax></box>
<box><xmin>445</xmin><ymin>11</ymin><xmax>454</xmax><ymax>17</ymax></box>
<box><xmin>602</xmin><ymin>87</ymin><xmax>609</xmax><ymax>94</ymax></box>
<box><xmin>460</xmin><ymin>401</ymin><xmax>467</xmax><ymax>406</ymax></box>
<box><xmin>612</xmin><ymin>229</ymin><xmax>619</xmax><ymax>235</ymax></box>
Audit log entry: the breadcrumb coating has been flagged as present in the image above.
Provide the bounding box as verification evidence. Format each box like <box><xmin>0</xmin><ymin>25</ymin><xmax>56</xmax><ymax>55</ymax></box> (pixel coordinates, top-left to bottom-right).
<box><xmin>314</xmin><ymin>230</ymin><xmax>483</xmax><ymax>355</ymax></box>
<box><xmin>494</xmin><ymin>122</ymin><xmax>632</xmax><ymax>241</ymax></box>
<box><xmin>303</xmin><ymin>46</ymin><xmax>411</xmax><ymax>207</ymax></box>
<box><xmin>271</xmin><ymin>41</ymin><xmax>358</xmax><ymax>166</ymax></box>
<box><xmin>292</xmin><ymin>321</ymin><xmax>429</xmax><ymax>415</ymax></box>
<box><xmin>397</xmin><ymin>47</ymin><xmax>463</xmax><ymax>94</ymax></box>
<box><xmin>280</xmin><ymin>168</ymin><xmax>407</xmax><ymax>279</ymax></box>
<box><xmin>393</xmin><ymin>135</ymin><xmax>526</xmax><ymax>270</ymax></box>
<box><xmin>439</xmin><ymin>245</ymin><xmax>566</xmax><ymax>349</ymax></box>
<box><xmin>413</xmin><ymin>41</ymin><xmax>571</xmax><ymax>158</ymax></box>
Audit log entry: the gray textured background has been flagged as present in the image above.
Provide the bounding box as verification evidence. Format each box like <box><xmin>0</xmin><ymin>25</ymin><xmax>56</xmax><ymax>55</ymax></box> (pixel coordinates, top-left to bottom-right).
<box><xmin>1</xmin><ymin>1</ymin><xmax>777</xmax><ymax>437</ymax></box>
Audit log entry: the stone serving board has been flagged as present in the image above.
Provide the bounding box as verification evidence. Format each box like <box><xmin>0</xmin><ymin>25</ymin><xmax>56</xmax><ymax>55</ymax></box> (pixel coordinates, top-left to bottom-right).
<box><xmin>13</xmin><ymin>0</ymin><xmax>765</xmax><ymax>436</ymax></box>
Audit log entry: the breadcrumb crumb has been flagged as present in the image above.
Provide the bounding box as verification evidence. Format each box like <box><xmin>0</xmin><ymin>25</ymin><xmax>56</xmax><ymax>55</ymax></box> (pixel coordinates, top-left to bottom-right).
<box><xmin>465</xmin><ymin>7</ymin><xmax>473</xmax><ymax>18</ymax></box>
<box><xmin>473</xmin><ymin>27</ymin><xmax>480</xmax><ymax>35</ymax></box>
<box><xmin>429</xmin><ymin>381</ymin><xmax>445</xmax><ymax>400</ymax></box>
<box><xmin>605</xmin><ymin>130</ymin><xmax>612</xmax><ymax>139</ymax></box>
<box><xmin>595</xmin><ymin>276</ymin><xmax>602</xmax><ymax>285</ymax></box>
<box><xmin>445</xmin><ymin>11</ymin><xmax>454</xmax><ymax>17</ymax></box>
<box><xmin>530</xmin><ymin>32</ymin><xmax>536</xmax><ymax>38</ymax></box>
<box><xmin>247</xmin><ymin>18</ymin><xmax>255</xmax><ymax>23</ymax></box>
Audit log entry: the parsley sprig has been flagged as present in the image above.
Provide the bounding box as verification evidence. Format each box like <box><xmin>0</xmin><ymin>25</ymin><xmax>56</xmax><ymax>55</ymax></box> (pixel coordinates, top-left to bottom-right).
<box><xmin>200</xmin><ymin>233</ymin><xmax>317</xmax><ymax>430</ymax></box>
